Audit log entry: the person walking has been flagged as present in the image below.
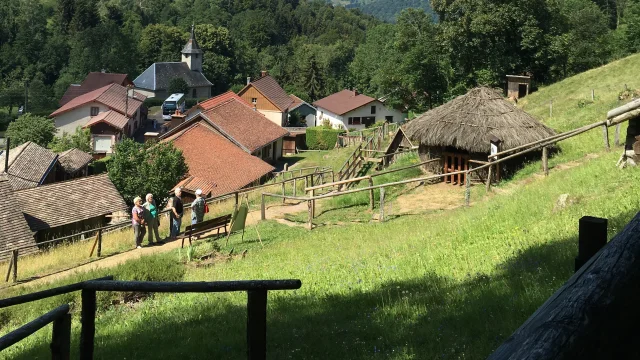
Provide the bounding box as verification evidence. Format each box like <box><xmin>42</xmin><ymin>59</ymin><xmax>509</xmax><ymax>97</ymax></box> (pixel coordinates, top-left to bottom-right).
<box><xmin>132</xmin><ymin>197</ymin><xmax>146</xmax><ymax>249</ymax></box>
<box><xmin>191</xmin><ymin>189</ymin><xmax>206</xmax><ymax>225</ymax></box>
<box><xmin>168</xmin><ymin>188</ymin><xmax>184</xmax><ymax>239</ymax></box>
<box><xmin>143</xmin><ymin>193</ymin><xmax>163</xmax><ymax>245</ymax></box>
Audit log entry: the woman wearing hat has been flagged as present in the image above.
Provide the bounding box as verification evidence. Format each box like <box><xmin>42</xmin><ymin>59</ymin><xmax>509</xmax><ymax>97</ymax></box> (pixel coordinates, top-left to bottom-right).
<box><xmin>191</xmin><ymin>189</ymin><xmax>206</xmax><ymax>225</ymax></box>
<box><xmin>132</xmin><ymin>196</ymin><xmax>146</xmax><ymax>249</ymax></box>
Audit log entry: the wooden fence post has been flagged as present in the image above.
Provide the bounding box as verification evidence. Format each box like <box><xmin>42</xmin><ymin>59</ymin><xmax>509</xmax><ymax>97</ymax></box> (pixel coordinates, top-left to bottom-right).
<box><xmin>5</xmin><ymin>251</ymin><xmax>13</xmax><ymax>282</ymax></box>
<box><xmin>464</xmin><ymin>172</ymin><xmax>471</xmax><ymax>207</ymax></box>
<box><xmin>379</xmin><ymin>187</ymin><xmax>385</xmax><ymax>222</ymax></box>
<box><xmin>80</xmin><ymin>289</ymin><xmax>96</xmax><ymax>360</ymax></box>
<box><xmin>96</xmin><ymin>229</ymin><xmax>102</xmax><ymax>258</ymax></box>
<box><xmin>615</xmin><ymin>124</ymin><xmax>621</xmax><ymax>146</ymax></box>
<box><xmin>247</xmin><ymin>290</ymin><xmax>268</xmax><ymax>360</ymax></box>
<box><xmin>368</xmin><ymin>177</ymin><xmax>374</xmax><ymax>211</ymax></box>
<box><xmin>542</xmin><ymin>146</ymin><xmax>549</xmax><ymax>176</ymax></box>
<box><xmin>281</xmin><ymin>183</ymin><xmax>286</xmax><ymax>204</ymax></box>
<box><xmin>307</xmin><ymin>200</ymin><xmax>313</xmax><ymax>230</ymax></box>
<box><xmin>261</xmin><ymin>195</ymin><xmax>266</xmax><ymax>221</ymax></box>
<box><xmin>486</xmin><ymin>163</ymin><xmax>494</xmax><ymax>192</ymax></box>
<box><xmin>51</xmin><ymin>312</ymin><xmax>71</xmax><ymax>360</ymax></box>
<box><xmin>293</xmin><ymin>178</ymin><xmax>297</xmax><ymax>197</ymax></box>
<box><xmin>575</xmin><ymin>216</ymin><xmax>608</xmax><ymax>272</ymax></box>
<box><xmin>603</xmin><ymin>125</ymin><xmax>610</xmax><ymax>151</ymax></box>
<box><xmin>12</xmin><ymin>250</ymin><xmax>17</xmax><ymax>283</ymax></box>
<box><xmin>235</xmin><ymin>192</ymin><xmax>239</xmax><ymax>213</ymax></box>
<box><xmin>311</xmin><ymin>189</ymin><xmax>315</xmax><ymax>221</ymax></box>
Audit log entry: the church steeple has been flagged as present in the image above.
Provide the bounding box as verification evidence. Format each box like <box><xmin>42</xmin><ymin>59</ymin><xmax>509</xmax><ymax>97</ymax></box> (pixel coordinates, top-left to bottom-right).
<box><xmin>181</xmin><ymin>23</ymin><xmax>203</xmax><ymax>72</ymax></box>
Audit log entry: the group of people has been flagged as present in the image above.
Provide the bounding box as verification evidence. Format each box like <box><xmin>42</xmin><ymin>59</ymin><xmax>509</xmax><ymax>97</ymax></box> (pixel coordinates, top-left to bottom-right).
<box><xmin>131</xmin><ymin>188</ymin><xmax>207</xmax><ymax>249</ymax></box>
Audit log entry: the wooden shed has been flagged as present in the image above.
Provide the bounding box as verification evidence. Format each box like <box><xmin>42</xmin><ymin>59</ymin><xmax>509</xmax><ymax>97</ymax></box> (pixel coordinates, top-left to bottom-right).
<box><xmin>404</xmin><ymin>87</ymin><xmax>556</xmax><ymax>185</ymax></box>
<box><xmin>506</xmin><ymin>75</ymin><xmax>531</xmax><ymax>99</ymax></box>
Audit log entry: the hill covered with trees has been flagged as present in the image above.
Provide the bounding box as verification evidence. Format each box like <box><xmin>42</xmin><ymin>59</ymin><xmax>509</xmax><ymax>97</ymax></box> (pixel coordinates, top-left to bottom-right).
<box><xmin>333</xmin><ymin>0</ymin><xmax>434</xmax><ymax>23</ymax></box>
<box><xmin>1</xmin><ymin>0</ymin><xmax>639</xmax><ymax>119</ymax></box>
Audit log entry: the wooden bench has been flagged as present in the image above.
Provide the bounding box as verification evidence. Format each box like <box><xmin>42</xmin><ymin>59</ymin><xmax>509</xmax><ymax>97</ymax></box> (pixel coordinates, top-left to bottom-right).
<box><xmin>177</xmin><ymin>214</ymin><xmax>232</xmax><ymax>248</ymax></box>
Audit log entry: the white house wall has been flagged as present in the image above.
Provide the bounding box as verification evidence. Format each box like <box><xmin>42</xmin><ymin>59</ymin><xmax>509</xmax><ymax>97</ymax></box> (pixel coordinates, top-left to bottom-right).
<box><xmin>54</xmin><ymin>102</ymin><xmax>109</xmax><ymax>136</ymax></box>
<box><xmin>315</xmin><ymin>108</ymin><xmax>344</xmax><ymax>128</ymax></box>
<box><xmin>258</xmin><ymin>109</ymin><xmax>284</xmax><ymax>126</ymax></box>
<box><xmin>317</xmin><ymin>101</ymin><xmax>405</xmax><ymax>130</ymax></box>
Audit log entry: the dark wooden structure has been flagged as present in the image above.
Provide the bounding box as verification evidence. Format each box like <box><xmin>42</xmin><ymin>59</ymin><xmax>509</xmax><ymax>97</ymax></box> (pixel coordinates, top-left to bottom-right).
<box><xmin>506</xmin><ymin>75</ymin><xmax>531</xmax><ymax>99</ymax></box>
<box><xmin>177</xmin><ymin>214</ymin><xmax>232</xmax><ymax>248</ymax></box>
<box><xmin>0</xmin><ymin>276</ymin><xmax>301</xmax><ymax>360</ymax></box>
<box><xmin>443</xmin><ymin>152</ymin><xmax>469</xmax><ymax>185</ymax></box>
<box><xmin>282</xmin><ymin>128</ymin><xmax>306</xmax><ymax>155</ymax></box>
<box><xmin>489</xmin><ymin>212</ymin><xmax>640</xmax><ymax>359</ymax></box>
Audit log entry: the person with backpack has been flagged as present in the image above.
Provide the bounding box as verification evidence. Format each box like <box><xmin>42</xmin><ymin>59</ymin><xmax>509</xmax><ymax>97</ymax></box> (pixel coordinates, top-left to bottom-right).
<box><xmin>191</xmin><ymin>189</ymin><xmax>207</xmax><ymax>225</ymax></box>
<box><xmin>168</xmin><ymin>188</ymin><xmax>184</xmax><ymax>239</ymax></box>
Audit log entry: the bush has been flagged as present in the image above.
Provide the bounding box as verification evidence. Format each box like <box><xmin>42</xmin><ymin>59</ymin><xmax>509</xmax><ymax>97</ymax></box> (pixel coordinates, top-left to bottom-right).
<box><xmin>185</xmin><ymin>98</ymin><xmax>210</xmax><ymax>109</ymax></box>
<box><xmin>306</xmin><ymin>126</ymin><xmax>345</xmax><ymax>150</ymax></box>
<box><xmin>89</xmin><ymin>156</ymin><xmax>111</xmax><ymax>175</ymax></box>
<box><xmin>0</xmin><ymin>112</ymin><xmax>15</xmax><ymax>131</ymax></box>
<box><xmin>114</xmin><ymin>254</ymin><xmax>185</xmax><ymax>282</ymax></box>
<box><xmin>143</xmin><ymin>97</ymin><xmax>165</xmax><ymax>108</ymax></box>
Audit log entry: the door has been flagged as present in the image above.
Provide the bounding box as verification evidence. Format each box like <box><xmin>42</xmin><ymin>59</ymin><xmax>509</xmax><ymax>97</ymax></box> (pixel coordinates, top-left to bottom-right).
<box><xmin>443</xmin><ymin>152</ymin><xmax>470</xmax><ymax>186</ymax></box>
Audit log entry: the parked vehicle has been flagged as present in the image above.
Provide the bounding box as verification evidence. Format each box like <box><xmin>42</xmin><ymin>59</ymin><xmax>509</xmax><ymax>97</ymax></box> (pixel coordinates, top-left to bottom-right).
<box><xmin>162</xmin><ymin>94</ymin><xmax>185</xmax><ymax>120</ymax></box>
<box><xmin>17</xmin><ymin>106</ymin><xmax>24</xmax><ymax>116</ymax></box>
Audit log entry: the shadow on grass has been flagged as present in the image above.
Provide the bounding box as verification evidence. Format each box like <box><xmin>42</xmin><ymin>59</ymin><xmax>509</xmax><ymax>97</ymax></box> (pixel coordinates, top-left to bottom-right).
<box><xmin>9</xmin><ymin>209</ymin><xmax>638</xmax><ymax>360</ymax></box>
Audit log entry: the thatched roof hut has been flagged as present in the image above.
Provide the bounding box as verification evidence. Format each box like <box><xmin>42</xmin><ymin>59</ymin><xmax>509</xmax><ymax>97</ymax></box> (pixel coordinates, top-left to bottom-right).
<box><xmin>405</xmin><ymin>87</ymin><xmax>556</xmax><ymax>153</ymax></box>
<box><xmin>405</xmin><ymin>87</ymin><xmax>556</xmax><ymax>184</ymax></box>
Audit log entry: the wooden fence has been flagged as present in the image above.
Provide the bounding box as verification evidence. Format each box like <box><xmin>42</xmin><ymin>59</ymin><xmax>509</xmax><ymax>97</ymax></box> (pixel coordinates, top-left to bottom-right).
<box><xmin>0</xmin><ymin>277</ymin><xmax>301</xmax><ymax>360</ymax></box>
<box><xmin>336</xmin><ymin>127</ymin><xmax>385</xmax><ymax>183</ymax></box>
<box><xmin>488</xmin><ymin>213</ymin><xmax>640</xmax><ymax>359</ymax></box>
<box><xmin>1</xmin><ymin>169</ymin><xmax>333</xmax><ymax>284</ymax></box>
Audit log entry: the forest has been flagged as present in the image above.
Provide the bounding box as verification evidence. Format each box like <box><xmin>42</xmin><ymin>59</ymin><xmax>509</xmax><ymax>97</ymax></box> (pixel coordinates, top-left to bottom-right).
<box><xmin>1</xmin><ymin>0</ymin><xmax>640</xmax><ymax>124</ymax></box>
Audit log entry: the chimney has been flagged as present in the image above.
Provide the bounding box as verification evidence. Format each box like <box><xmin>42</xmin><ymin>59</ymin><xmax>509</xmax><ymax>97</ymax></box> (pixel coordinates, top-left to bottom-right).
<box><xmin>247</xmin><ymin>76</ymin><xmax>251</xmax><ymax>85</ymax></box>
<box><xmin>353</xmin><ymin>89</ymin><xmax>359</xmax><ymax>96</ymax></box>
<box><xmin>144</xmin><ymin>132</ymin><xmax>160</xmax><ymax>144</ymax></box>
<box><xmin>170</xmin><ymin>109</ymin><xmax>186</xmax><ymax>129</ymax></box>
<box><xmin>261</xmin><ymin>70</ymin><xmax>268</xmax><ymax>78</ymax></box>
<box><xmin>3</xmin><ymin>137</ymin><xmax>9</xmax><ymax>173</ymax></box>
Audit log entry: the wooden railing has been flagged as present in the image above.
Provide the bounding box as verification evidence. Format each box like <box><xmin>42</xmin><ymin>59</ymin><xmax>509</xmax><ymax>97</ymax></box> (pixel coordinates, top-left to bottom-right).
<box><xmin>1</xmin><ymin>169</ymin><xmax>333</xmax><ymax>284</ymax></box>
<box><xmin>336</xmin><ymin>127</ymin><xmax>385</xmax><ymax>184</ymax></box>
<box><xmin>0</xmin><ymin>277</ymin><xmax>302</xmax><ymax>360</ymax></box>
<box><xmin>488</xmin><ymin>214</ymin><xmax>640</xmax><ymax>359</ymax></box>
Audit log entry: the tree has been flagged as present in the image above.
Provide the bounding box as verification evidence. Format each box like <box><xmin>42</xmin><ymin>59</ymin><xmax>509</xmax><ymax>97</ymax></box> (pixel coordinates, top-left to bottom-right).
<box><xmin>168</xmin><ymin>78</ymin><xmax>189</xmax><ymax>95</ymax></box>
<box><xmin>138</xmin><ymin>25</ymin><xmax>186</xmax><ymax>72</ymax></box>
<box><xmin>5</xmin><ymin>114</ymin><xmax>56</xmax><ymax>148</ymax></box>
<box><xmin>107</xmin><ymin>139</ymin><xmax>188</xmax><ymax>207</ymax></box>
<box><xmin>48</xmin><ymin>126</ymin><xmax>91</xmax><ymax>153</ymax></box>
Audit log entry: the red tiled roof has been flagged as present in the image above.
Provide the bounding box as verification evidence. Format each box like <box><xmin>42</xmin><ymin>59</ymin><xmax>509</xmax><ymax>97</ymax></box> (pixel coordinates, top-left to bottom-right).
<box><xmin>83</xmin><ymin>110</ymin><xmax>129</xmax><ymax>130</ymax></box>
<box><xmin>196</xmin><ymin>91</ymin><xmax>252</xmax><ymax>111</ymax></box>
<box><xmin>59</xmin><ymin>72</ymin><xmax>132</xmax><ymax>106</ymax></box>
<box><xmin>51</xmin><ymin>83</ymin><xmax>143</xmax><ymax>118</ymax></box>
<box><xmin>202</xmin><ymin>98</ymin><xmax>289</xmax><ymax>152</ymax></box>
<box><xmin>240</xmin><ymin>75</ymin><xmax>293</xmax><ymax>112</ymax></box>
<box><xmin>164</xmin><ymin>123</ymin><xmax>274</xmax><ymax>196</ymax></box>
<box><xmin>313</xmin><ymin>89</ymin><xmax>377</xmax><ymax>115</ymax></box>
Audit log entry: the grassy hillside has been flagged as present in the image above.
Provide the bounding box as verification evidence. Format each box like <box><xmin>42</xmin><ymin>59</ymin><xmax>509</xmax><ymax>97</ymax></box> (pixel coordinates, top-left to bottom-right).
<box><xmin>4</xmin><ymin>54</ymin><xmax>640</xmax><ymax>359</ymax></box>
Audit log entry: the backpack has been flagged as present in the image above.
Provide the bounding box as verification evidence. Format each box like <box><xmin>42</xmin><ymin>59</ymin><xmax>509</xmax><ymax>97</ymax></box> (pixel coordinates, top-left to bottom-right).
<box><xmin>204</xmin><ymin>201</ymin><xmax>209</xmax><ymax>214</ymax></box>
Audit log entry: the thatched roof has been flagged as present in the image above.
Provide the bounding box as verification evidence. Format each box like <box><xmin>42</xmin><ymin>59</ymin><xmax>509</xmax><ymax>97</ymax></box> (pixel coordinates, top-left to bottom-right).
<box><xmin>405</xmin><ymin>87</ymin><xmax>556</xmax><ymax>153</ymax></box>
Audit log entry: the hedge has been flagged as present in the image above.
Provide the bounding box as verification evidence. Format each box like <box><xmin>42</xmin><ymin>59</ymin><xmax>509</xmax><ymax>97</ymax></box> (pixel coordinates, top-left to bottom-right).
<box><xmin>306</xmin><ymin>126</ymin><xmax>345</xmax><ymax>150</ymax></box>
<box><xmin>89</xmin><ymin>156</ymin><xmax>111</xmax><ymax>175</ymax></box>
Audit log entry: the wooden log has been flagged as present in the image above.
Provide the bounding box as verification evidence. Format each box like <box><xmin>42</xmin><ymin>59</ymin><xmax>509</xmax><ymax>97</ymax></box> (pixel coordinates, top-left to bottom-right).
<box><xmin>12</xmin><ymin>250</ymin><xmax>17</xmax><ymax>283</ymax></box>
<box><xmin>379</xmin><ymin>187</ymin><xmax>385</xmax><ymax>222</ymax></box>
<box><xmin>311</xmin><ymin>189</ymin><xmax>315</xmax><ymax>220</ymax></box>
<box><xmin>51</xmin><ymin>312</ymin><xmax>71</xmax><ymax>360</ymax></box>
<box><xmin>486</xmin><ymin>164</ymin><xmax>494</xmax><ymax>192</ymax></box>
<box><xmin>96</xmin><ymin>229</ymin><xmax>102</xmax><ymax>258</ymax></box>
<box><xmin>247</xmin><ymin>290</ymin><xmax>268</xmax><ymax>360</ymax></box>
<box><xmin>607</xmin><ymin>97</ymin><xmax>640</xmax><ymax>119</ymax></box>
<box><xmin>0</xmin><ymin>304</ymin><xmax>70</xmax><ymax>352</ymax></box>
<box><xmin>235</xmin><ymin>192</ymin><xmax>239</xmax><ymax>213</ymax></box>
<box><xmin>369</xmin><ymin>177</ymin><xmax>374</xmax><ymax>211</ymax></box>
<box><xmin>260</xmin><ymin>195</ymin><xmax>266</xmax><ymax>221</ymax></box>
<box><xmin>80</xmin><ymin>289</ymin><xmax>96</xmax><ymax>360</ymax></box>
<box><xmin>293</xmin><ymin>178</ymin><xmax>297</xmax><ymax>197</ymax></box>
<box><xmin>89</xmin><ymin>232</ymin><xmax>99</xmax><ymax>258</ymax></box>
<box><xmin>603</xmin><ymin>124</ymin><xmax>610</xmax><ymax>151</ymax></box>
<box><xmin>615</xmin><ymin>124</ymin><xmax>621</xmax><ymax>146</ymax></box>
<box><xmin>465</xmin><ymin>172</ymin><xmax>471</xmax><ymax>207</ymax></box>
<box><xmin>307</xmin><ymin>200</ymin><xmax>313</xmax><ymax>230</ymax></box>
<box><xmin>542</xmin><ymin>146</ymin><xmax>549</xmax><ymax>176</ymax></box>
<box><xmin>575</xmin><ymin>216</ymin><xmax>608</xmax><ymax>272</ymax></box>
<box><xmin>281</xmin><ymin>183</ymin><xmax>285</xmax><ymax>204</ymax></box>
<box><xmin>488</xmin><ymin>212</ymin><xmax>640</xmax><ymax>360</ymax></box>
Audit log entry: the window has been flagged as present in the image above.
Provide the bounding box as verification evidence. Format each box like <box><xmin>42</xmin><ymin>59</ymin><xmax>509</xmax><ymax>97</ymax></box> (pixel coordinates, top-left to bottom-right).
<box><xmin>371</xmin><ymin>106</ymin><xmax>376</xmax><ymax>114</ymax></box>
<box><xmin>349</xmin><ymin>117</ymin><xmax>361</xmax><ymax>125</ymax></box>
<box><xmin>93</xmin><ymin>136</ymin><xmax>112</xmax><ymax>152</ymax></box>
<box><xmin>385</xmin><ymin>116</ymin><xmax>394</xmax><ymax>123</ymax></box>
<box><xmin>251</xmin><ymin>98</ymin><xmax>257</xmax><ymax>105</ymax></box>
<box><xmin>192</xmin><ymin>88</ymin><xmax>197</xmax><ymax>98</ymax></box>
<box><xmin>261</xmin><ymin>145</ymin><xmax>272</xmax><ymax>159</ymax></box>
<box><xmin>90</xmin><ymin>107</ymin><xmax>99</xmax><ymax>116</ymax></box>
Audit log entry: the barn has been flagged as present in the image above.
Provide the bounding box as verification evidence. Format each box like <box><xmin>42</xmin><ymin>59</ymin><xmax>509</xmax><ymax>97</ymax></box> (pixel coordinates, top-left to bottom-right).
<box><xmin>404</xmin><ymin>87</ymin><xmax>556</xmax><ymax>184</ymax></box>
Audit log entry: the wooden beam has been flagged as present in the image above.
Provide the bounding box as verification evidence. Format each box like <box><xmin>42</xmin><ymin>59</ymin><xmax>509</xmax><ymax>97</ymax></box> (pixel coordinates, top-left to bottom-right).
<box><xmin>542</xmin><ymin>147</ymin><xmax>549</xmax><ymax>176</ymax></box>
<box><xmin>603</xmin><ymin>124</ymin><xmax>611</xmax><ymax>151</ymax></box>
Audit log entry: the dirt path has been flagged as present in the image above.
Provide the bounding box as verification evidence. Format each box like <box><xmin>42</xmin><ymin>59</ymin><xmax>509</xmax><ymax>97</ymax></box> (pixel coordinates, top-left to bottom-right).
<box><xmin>14</xmin><ymin>201</ymin><xmax>310</xmax><ymax>289</ymax></box>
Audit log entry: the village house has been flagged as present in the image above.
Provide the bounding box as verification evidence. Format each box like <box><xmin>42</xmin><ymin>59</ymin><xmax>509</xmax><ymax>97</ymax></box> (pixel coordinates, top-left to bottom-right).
<box><xmin>0</xmin><ymin>141</ymin><xmax>93</xmax><ymax>190</ymax></box>
<box><xmin>134</xmin><ymin>25</ymin><xmax>212</xmax><ymax>99</ymax></box>
<box><xmin>0</xmin><ymin>174</ymin><xmax>38</xmax><ymax>261</ymax></box>
<box><xmin>59</xmin><ymin>71</ymin><xmax>137</xmax><ymax>106</ymax></box>
<box><xmin>288</xmin><ymin>94</ymin><xmax>316</xmax><ymax>126</ymax></box>
<box><xmin>14</xmin><ymin>174</ymin><xmax>128</xmax><ymax>243</ymax></box>
<box><xmin>49</xmin><ymin>83</ymin><xmax>145</xmax><ymax>156</ymax></box>
<box><xmin>238</xmin><ymin>71</ymin><xmax>293</xmax><ymax>126</ymax></box>
<box><xmin>184</xmin><ymin>91</ymin><xmax>251</xmax><ymax>121</ymax></box>
<box><xmin>313</xmin><ymin>89</ymin><xmax>405</xmax><ymax>129</ymax></box>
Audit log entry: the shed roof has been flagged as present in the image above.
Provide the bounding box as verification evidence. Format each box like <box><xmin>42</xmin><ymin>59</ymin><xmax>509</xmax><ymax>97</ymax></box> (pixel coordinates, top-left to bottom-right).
<box><xmin>240</xmin><ymin>75</ymin><xmax>293</xmax><ymax>112</ymax></box>
<box><xmin>14</xmin><ymin>174</ymin><xmax>128</xmax><ymax>232</ymax></box>
<box><xmin>404</xmin><ymin>87</ymin><xmax>557</xmax><ymax>153</ymax></box>
<box><xmin>58</xmin><ymin>148</ymin><xmax>93</xmax><ymax>174</ymax></box>
<box><xmin>313</xmin><ymin>89</ymin><xmax>377</xmax><ymax>115</ymax></box>
<box><xmin>0</xmin><ymin>175</ymin><xmax>38</xmax><ymax>259</ymax></box>
<box><xmin>165</xmin><ymin>123</ymin><xmax>274</xmax><ymax>196</ymax></box>
<box><xmin>0</xmin><ymin>142</ymin><xmax>58</xmax><ymax>190</ymax></box>
<box><xmin>133</xmin><ymin>62</ymin><xmax>212</xmax><ymax>91</ymax></box>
